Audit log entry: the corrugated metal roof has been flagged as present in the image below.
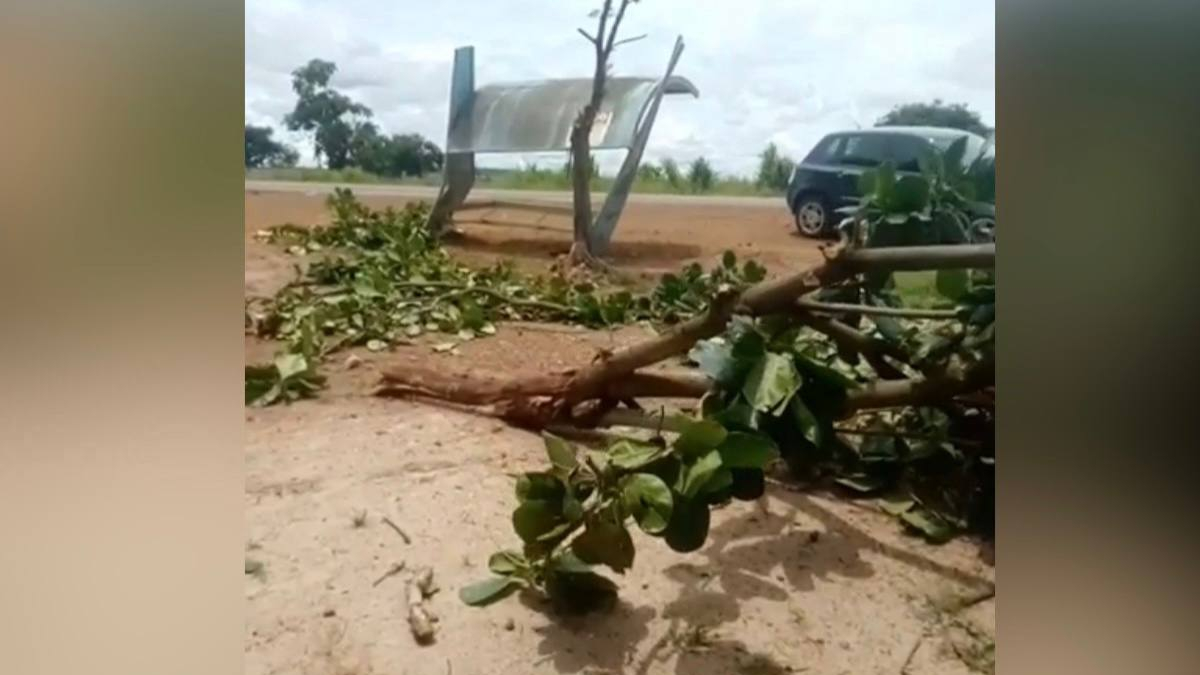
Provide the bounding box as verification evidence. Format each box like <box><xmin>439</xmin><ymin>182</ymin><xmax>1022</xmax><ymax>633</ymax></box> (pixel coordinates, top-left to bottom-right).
<box><xmin>447</xmin><ymin>76</ymin><xmax>698</xmax><ymax>154</ymax></box>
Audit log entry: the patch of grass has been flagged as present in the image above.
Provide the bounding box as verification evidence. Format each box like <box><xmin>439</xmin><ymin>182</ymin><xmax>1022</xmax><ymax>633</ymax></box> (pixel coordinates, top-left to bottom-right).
<box><xmin>247</xmin><ymin>167</ymin><xmax>441</xmax><ymax>186</ymax></box>
<box><xmin>892</xmin><ymin>272</ymin><xmax>953</xmax><ymax>309</ymax></box>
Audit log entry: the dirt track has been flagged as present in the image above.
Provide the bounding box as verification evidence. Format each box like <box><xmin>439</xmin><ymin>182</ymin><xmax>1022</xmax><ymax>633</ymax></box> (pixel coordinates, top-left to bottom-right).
<box><xmin>245</xmin><ymin>185</ymin><xmax>825</xmax><ymax>288</ymax></box>
<box><xmin>244</xmin><ymin>185</ymin><xmax>994</xmax><ymax>675</ymax></box>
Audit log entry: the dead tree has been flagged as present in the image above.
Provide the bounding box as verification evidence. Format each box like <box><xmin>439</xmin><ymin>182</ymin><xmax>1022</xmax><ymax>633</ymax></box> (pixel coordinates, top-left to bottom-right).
<box><xmin>567</xmin><ymin>0</ymin><xmax>646</xmax><ymax>267</ymax></box>
<box><xmin>377</xmin><ymin>241</ymin><xmax>996</xmax><ymax>430</ymax></box>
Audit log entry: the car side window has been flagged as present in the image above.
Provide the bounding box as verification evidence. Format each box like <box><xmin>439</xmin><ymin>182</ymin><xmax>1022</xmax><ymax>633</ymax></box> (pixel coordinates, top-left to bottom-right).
<box><xmin>839</xmin><ymin>134</ymin><xmax>887</xmax><ymax>167</ymax></box>
<box><xmin>888</xmin><ymin>135</ymin><xmax>933</xmax><ymax>172</ymax></box>
<box><xmin>806</xmin><ymin>135</ymin><xmax>846</xmax><ymax>164</ymax></box>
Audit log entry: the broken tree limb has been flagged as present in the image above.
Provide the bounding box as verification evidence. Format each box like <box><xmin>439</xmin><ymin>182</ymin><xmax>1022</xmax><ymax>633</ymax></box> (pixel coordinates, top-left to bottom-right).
<box><xmin>795</xmin><ymin>299</ymin><xmax>960</xmax><ymax>320</ymax></box>
<box><xmin>375</xmin><ymin>243</ymin><xmax>994</xmax><ymax>428</ymax></box>
<box><xmin>843</xmin><ymin>356</ymin><xmax>994</xmax><ymax>414</ymax></box>
<box><xmin>795</xmin><ymin>312</ymin><xmax>910</xmax><ymax>380</ymax></box>
<box><xmin>840</xmin><ymin>243</ymin><xmax>995</xmax><ymax>271</ymax></box>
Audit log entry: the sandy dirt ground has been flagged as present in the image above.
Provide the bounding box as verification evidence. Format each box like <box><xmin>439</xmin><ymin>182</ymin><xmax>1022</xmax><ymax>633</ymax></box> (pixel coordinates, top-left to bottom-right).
<box><xmin>244</xmin><ymin>188</ymin><xmax>995</xmax><ymax>675</ymax></box>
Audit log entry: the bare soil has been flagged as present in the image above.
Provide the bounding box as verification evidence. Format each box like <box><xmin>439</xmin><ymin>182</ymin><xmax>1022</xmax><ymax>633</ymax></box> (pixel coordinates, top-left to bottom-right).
<box><xmin>244</xmin><ymin>190</ymin><xmax>994</xmax><ymax>675</ymax></box>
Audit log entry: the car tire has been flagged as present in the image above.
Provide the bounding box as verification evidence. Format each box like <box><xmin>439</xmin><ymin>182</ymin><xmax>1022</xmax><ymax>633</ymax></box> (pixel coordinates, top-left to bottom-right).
<box><xmin>969</xmin><ymin>217</ymin><xmax>995</xmax><ymax>243</ymax></box>
<box><xmin>793</xmin><ymin>194</ymin><xmax>830</xmax><ymax>238</ymax></box>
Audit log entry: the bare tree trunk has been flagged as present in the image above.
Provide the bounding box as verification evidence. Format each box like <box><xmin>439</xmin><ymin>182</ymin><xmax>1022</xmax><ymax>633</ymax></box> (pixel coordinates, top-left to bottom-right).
<box><xmin>567</xmin><ymin>0</ymin><xmax>630</xmax><ymax>268</ymax></box>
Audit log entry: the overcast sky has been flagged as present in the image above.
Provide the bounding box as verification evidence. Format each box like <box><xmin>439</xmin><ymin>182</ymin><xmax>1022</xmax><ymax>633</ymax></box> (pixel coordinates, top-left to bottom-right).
<box><xmin>246</xmin><ymin>0</ymin><xmax>994</xmax><ymax>177</ymax></box>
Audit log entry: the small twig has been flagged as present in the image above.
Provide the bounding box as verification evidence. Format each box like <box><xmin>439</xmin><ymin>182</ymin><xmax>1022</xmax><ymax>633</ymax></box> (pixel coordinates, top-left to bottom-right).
<box><xmin>382</xmin><ymin>516</ymin><xmax>412</xmax><ymax>544</ymax></box>
<box><xmin>577</xmin><ymin>27</ymin><xmax>598</xmax><ymax>44</ymax></box>
<box><xmin>612</xmin><ymin>33</ymin><xmax>647</xmax><ymax>48</ymax></box>
<box><xmin>372</xmin><ymin>561</ymin><xmax>406</xmax><ymax>587</ymax></box>
<box><xmin>796</xmin><ymin>299</ymin><xmax>959</xmax><ymax>320</ymax></box>
<box><xmin>899</xmin><ymin>630</ymin><xmax>928</xmax><ymax>675</ymax></box>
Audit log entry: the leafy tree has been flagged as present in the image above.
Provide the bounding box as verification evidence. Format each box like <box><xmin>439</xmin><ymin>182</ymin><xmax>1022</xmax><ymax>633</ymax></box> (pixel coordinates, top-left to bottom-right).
<box><xmin>687</xmin><ymin>156</ymin><xmax>715</xmax><ymax>193</ymax></box>
<box><xmin>659</xmin><ymin>158</ymin><xmax>682</xmax><ymax>189</ymax></box>
<box><xmin>284</xmin><ymin>59</ymin><xmax>373</xmax><ymax>169</ymax></box>
<box><xmin>636</xmin><ymin>163</ymin><xmax>664</xmax><ymax>182</ymax></box>
<box><xmin>245</xmin><ymin>125</ymin><xmax>299</xmax><ymax>168</ymax></box>
<box><xmin>349</xmin><ymin>124</ymin><xmax>444</xmax><ymax>178</ymax></box>
<box><xmin>875</xmin><ymin>99</ymin><xmax>991</xmax><ymax>136</ymax></box>
<box><xmin>755</xmin><ymin>143</ymin><xmax>795</xmax><ymax>192</ymax></box>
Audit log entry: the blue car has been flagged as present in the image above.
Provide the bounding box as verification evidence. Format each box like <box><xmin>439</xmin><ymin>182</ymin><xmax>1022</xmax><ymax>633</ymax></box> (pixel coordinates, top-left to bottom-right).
<box><xmin>786</xmin><ymin>126</ymin><xmax>995</xmax><ymax>238</ymax></box>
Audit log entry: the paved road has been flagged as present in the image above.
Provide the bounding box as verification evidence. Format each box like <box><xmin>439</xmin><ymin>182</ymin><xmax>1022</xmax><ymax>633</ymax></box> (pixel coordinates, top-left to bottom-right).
<box><xmin>244</xmin><ymin>180</ymin><xmax>783</xmax><ymax>210</ymax></box>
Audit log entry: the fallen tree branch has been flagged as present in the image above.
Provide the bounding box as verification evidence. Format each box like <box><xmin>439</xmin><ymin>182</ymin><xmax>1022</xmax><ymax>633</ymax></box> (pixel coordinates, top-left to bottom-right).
<box><xmin>796</xmin><ymin>299</ymin><xmax>959</xmax><ymax>320</ymax></box>
<box><xmin>844</xmin><ymin>357</ymin><xmax>994</xmax><ymax>415</ymax></box>
<box><xmin>795</xmin><ymin>312</ymin><xmax>910</xmax><ymax>380</ymax></box>
<box><xmin>841</xmin><ymin>243</ymin><xmax>995</xmax><ymax>271</ymax></box>
<box><xmin>375</xmin><ymin>243</ymin><xmax>995</xmax><ymax>428</ymax></box>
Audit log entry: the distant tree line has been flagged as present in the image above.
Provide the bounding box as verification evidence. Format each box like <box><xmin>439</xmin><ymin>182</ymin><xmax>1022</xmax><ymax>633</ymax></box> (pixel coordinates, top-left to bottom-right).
<box><xmin>245</xmin><ymin>58</ymin><xmax>444</xmax><ymax>178</ymax></box>
<box><xmin>875</xmin><ymin>99</ymin><xmax>992</xmax><ymax>136</ymax></box>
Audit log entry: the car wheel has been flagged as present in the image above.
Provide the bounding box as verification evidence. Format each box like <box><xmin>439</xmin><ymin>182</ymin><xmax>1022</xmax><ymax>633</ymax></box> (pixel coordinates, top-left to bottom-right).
<box><xmin>793</xmin><ymin>195</ymin><xmax>829</xmax><ymax>238</ymax></box>
<box><xmin>969</xmin><ymin>217</ymin><xmax>996</xmax><ymax>243</ymax></box>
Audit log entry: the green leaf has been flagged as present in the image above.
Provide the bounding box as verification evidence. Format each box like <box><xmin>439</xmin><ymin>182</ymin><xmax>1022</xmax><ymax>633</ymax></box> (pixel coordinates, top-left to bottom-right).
<box><xmin>688</xmin><ymin>339</ymin><xmax>744</xmax><ymax>386</ymax></box>
<box><xmin>459</xmin><ymin>576</ymin><xmax>521</xmax><ymax>606</ymax></box>
<box><xmin>891</xmin><ymin>175</ymin><xmax>931</xmax><ymax>212</ymax></box>
<box><xmin>680</xmin><ymin>450</ymin><xmax>724</xmax><ymax>498</ymax></box>
<box><xmin>875</xmin><ymin>162</ymin><xmax>897</xmax><ymax>201</ymax></box>
<box><xmin>571</xmin><ymin>517</ymin><xmax>635</xmax><ymax>573</ymax></box>
<box><xmin>857</xmin><ymin>168</ymin><xmax>878</xmax><ymax>196</ymax></box>
<box><xmin>789</xmin><ymin>398</ymin><xmax>822</xmax><ymax>447</ymax></box>
<box><xmin>274</xmin><ymin>353</ymin><xmax>308</xmax><ymax>380</ymax></box>
<box><xmin>543</xmin><ymin>433</ymin><xmax>578</xmax><ymax>475</ymax></box>
<box><xmin>608</xmin><ymin>439</ymin><xmax>669</xmax><ymax>470</ymax></box>
<box><xmin>562</xmin><ymin>494</ymin><xmax>585</xmax><ymax>523</ymax></box>
<box><xmin>710</xmin><ymin>400</ymin><xmax>757</xmax><ymax>431</ymax></box>
<box><xmin>717</xmin><ymin>432</ymin><xmax>778</xmax><ymax>469</ymax></box>
<box><xmin>551</xmin><ymin>550</ymin><xmax>593</xmax><ymax>574</ymax></box>
<box><xmin>742</xmin><ymin>353</ymin><xmax>801</xmax><ymax>413</ymax></box>
<box><xmin>245</xmin><ymin>365</ymin><xmax>277</xmax><ymax>405</ymax></box>
<box><xmin>900</xmin><ymin>509</ymin><xmax>955</xmax><ymax>543</ymax></box>
<box><xmin>673</xmin><ymin>419</ymin><xmax>728</xmax><ymax>458</ymax></box>
<box><xmin>621</xmin><ymin>473</ymin><xmax>674</xmax><ymax>534</ymax></box>
<box><xmin>352</xmin><ymin>278</ymin><xmax>382</xmax><ymax>298</ymax></box>
<box><xmin>460</xmin><ymin>299</ymin><xmax>486</xmax><ymax>330</ymax></box>
<box><xmin>487</xmin><ymin>550</ymin><xmax>528</xmax><ymax>576</ymax></box>
<box><xmin>514</xmin><ymin>473</ymin><xmax>565</xmax><ymax>503</ymax></box>
<box><xmin>663</xmin><ymin>496</ymin><xmax>711</xmax><ymax>553</ymax></box>
<box><xmin>699</xmin><ymin>467</ymin><xmax>733</xmax><ymax>497</ymax></box>
<box><xmin>936</xmin><ymin>269</ymin><xmax>970</xmax><ymax>301</ymax></box>
<box><xmin>366</xmin><ymin>339</ymin><xmax>387</xmax><ymax>352</ymax></box>
<box><xmin>512</xmin><ymin>500</ymin><xmax>563</xmax><ymax>543</ymax></box>
<box><xmin>722</xmin><ymin>250</ymin><xmax>737</xmax><ymax>269</ymax></box>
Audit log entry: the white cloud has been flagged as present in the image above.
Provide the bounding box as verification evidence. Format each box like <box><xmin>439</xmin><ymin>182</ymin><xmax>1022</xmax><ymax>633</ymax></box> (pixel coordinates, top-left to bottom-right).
<box><xmin>246</xmin><ymin>0</ymin><xmax>994</xmax><ymax>175</ymax></box>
